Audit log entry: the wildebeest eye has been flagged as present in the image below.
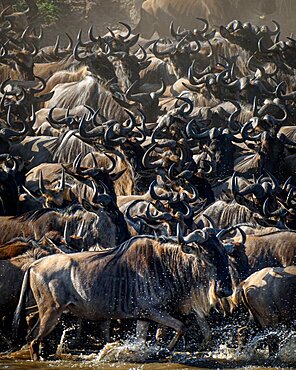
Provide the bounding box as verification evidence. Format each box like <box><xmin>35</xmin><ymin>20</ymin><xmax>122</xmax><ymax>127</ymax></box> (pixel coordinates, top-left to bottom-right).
<box><xmin>181</xmin><ymin>244</ymin><xmax>196</xmax><ymax>255</ymax></box>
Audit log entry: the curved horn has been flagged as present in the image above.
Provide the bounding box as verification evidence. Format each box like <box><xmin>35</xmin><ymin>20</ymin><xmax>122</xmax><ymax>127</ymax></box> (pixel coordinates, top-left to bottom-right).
<box><xmin>90</xmin><ymin>180</ymin><xmax>113</xmax><ymax>207</ymax></box>
<box><xmin>217</xmin><ymin>225</ymin><xmax>246</xmax><ymax>244</ymax></box>
<box><xmin>142</xmin><ymin>144</ymin><xmax>158</xmax><ymax>169</ymax></box>
<box><xmin>170</xmin><ymin>21</ymin><xmax>183</xmax><ymax>39</ymax></box>
<box><xmin>241</xmin><ymin>120</ymin><xmax>262</xmax><ymax>142</ymax></box>
<box><xmin>146</xmin><ymin>203</ymin><xmax>173</xmax><ymax>222</ymax></box>
<box><xmin>119</xmin><ymin>21</ymin><xmax>132</xmax><ymax>40</ymax></box>
<box><xmin>125</xmin><ymin>33</ymin><xmax>140</xmax><ymax>49</ymax></box>
<box><xmin>47</xmin><ymin>106</ymin><xmax>67</xmax><ymax>129</ymax></box>
<box><xmin>73</xmin><ymin>41</ymin><xmax>88</xmax><ymax>62</ymax></box>
<box><xmin>103</xmin><ymin>152</ymin><xmax>117</xmax><ymax>173</ymax></box>
<box><xmin>30</xmin><ymin>75</ymin><xmax>47</xmax><ymax>94</ymax></box>
<box><xmin>149</xmin><ymin>179</ymin><xmax>174</xmax><ymax>201</ymax></box>
<box><xmin>227</xmin><ymin>100</ymin><xmax>242</xmax><ymax>134</ymax></box>
<box><xmin>79</xmin><ymin>114</ymin><xmax>105</xmax><ymax>138</ymax></box>
<box><xmin>175</xmin><ymin>201</ymin><xmax>193</xmax><ymax>220</ymax></box>
<box><xmin>59</xmin><ymin>169</ymin><xmax>65</xmax><ymax>190</ymax></box>
<box><xmin>88</xmin><ymin>25</ymin><xmax>99</xmax><ymax>43</ymax></box>
<box><xmin>120</xmin><ymin>110</ymin><xmax>136</xmax><ymax>135</ymax></box>
<box><xmin>184</xmin><ymin>229</ymin><xmax>208</xmax><ymax>244</ymax></box>
<box><xmin>151</xmin><ymin>39</ymin><xmax>176</xmax><ymax>58</ymax></box>
<box><xmin>176</xmin><ymin>96</ymin><xmax>194</xmax><ymax>117</ymax></box>
<box><xmin>39</xmin><ymin>171</ymin><xmax>46</xmax><ymax>195</ymax></box>
<box><xmin>276</xmin><ymin>81</ymin><xmax>296</xmax><ymax>101</ymax></box>
<box><xmin>195</xmin><ymin>17</ymin><xmax>209</xmax><ymax>33</ymax></box>
<box><xmin>267</xmin><ymin>20</ymin><xmax>281</xmax><ymax>36</ymax></box>
<box><xmin>65</xmin><ymin>32</ymin><xmax>73</xmax><ymax>50</ymax></box>
<box><xmin>181</xmin><ymin>183</ymin><xmax>199</xmax><ymax>203</ymax></box>
<box><xmin>263</xmin><ymin>197</ymin><xmax>287</xmax><ymax>218</ymax></box>
<box><xmin>151</xmin><ymin>78</ymin><xmax>166</xmax><ymax>100</ymax></box>
<box><xmin>136</xmin><ymin>45</ymin><xmax>147</xmax><ymax>63</ymax></box>
<box><xmin>53</xmin><ymin>35</ymin><xmax>60</xmax><ymax>56</ymax></box>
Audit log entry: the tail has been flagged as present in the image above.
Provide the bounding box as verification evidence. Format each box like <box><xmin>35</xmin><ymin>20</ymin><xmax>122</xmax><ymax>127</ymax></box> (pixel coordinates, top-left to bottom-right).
<box><xmin>12</xmin><ymin>268</ymin><xmax>31</xmax><ymax>339</ymax></box>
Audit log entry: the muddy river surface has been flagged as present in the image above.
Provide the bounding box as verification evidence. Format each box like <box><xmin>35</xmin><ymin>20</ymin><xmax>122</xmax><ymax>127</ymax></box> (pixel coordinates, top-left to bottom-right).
<box><xmin>0</xmin><ymin>360</ymin><xmax>293</xmax><ymax>370</ymax></box>
<box><xmin>0</xmin><ymin>360</ymin><xmax>292</xmax><ymax>370</ymax></box>
<box><xmin>0</xmin><ymin>339</ymin><xmax>295</xmax><ymax>370</ymax></box>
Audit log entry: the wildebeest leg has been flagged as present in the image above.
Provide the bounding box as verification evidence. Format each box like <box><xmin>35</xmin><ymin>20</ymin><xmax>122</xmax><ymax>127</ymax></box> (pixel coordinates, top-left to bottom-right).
<box><xmin>136</xmin><ymin>320</ymin><xmax>149</xmax><ymax>343</ymax></box>
<box><xmin>26</xmin><ymin>311</ymin><xmax>39</xmax><ymax>335</ymax></box>
<box><xmin>155</xmin><ymin>325</ymin><xmax>167</xmax><ymax>344</ymax></box>
<box><xmin>194</xmin><ymin>314</ymin><xmax>211</xmax><ymax>344</ymax></box>
<box><xmin>266</xmin><ymin>333</ymin><xmax>279</xmax><ymax>357</ymax></box>
<box><xmin>237</xmin><ymin>325</ymin><xmax>248</xmax><ymax>351</ymax></box>
<box><xmin>238</xmin><ymin>321</ymin><xmax>259</xmax><ymax>352</ymax></box>
<box><xmin>28</xmin><ymin>279</ymin><xmax>66</xmax><ymax>360</ymax></box>
<box><xmin>29</xmin><ymin>307</ymin><xmax>63</xmax><ymax>360</ymax></box>
<box><xmin>145</xmin><ymin>310</ymin><xmax>186</xmax><ymax>351</ymax></box>
<box><xmin>0</xmin><ymin>328</ymin><xmax>16</xmax><ymax>353</ymax></box>
<box><xmin>168</xmin><ymin>331</ymin><xmax>184</xmax><ymax>351</ymax></box>
<box><xmin>99</xmin><ymin>320</ymin><xmax>111</xmax><ymax>343</ymax></box>
<box><xmin>29</xmin><ymin>339</ymin><xmax>41</xmax><ymax>361</ymax></box>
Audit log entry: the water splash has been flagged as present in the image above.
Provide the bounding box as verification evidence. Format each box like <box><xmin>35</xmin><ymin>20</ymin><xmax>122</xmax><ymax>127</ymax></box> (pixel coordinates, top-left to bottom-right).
<box><xmin>278</xmin><ymin>330</ymin><xmax>296</xmax><ymax>364</ymax></box>
<box><xmin>56</xmin><ymin>326</ymin><xmax>77</xmax><ymax>355</ymax></box>
<box><xmin>91</xmin><ymin>341</ymin><xmax>170</xmax><ymax>363</ymax></box>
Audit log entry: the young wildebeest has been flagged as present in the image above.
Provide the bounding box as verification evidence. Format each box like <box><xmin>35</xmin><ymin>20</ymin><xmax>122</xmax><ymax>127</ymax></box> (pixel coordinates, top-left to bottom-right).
<box><xmin>14</xmin><ymin>229</ymin><xmax>232</xmax><ymax>360</ymax></box>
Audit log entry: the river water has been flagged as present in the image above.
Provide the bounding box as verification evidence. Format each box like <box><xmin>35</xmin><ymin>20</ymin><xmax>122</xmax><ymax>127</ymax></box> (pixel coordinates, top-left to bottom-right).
<box><xmin>0</xmin><ymin>359</ymin><xmax>292</xmax><ymax>370</ymax></box>
<box><xmin>0</xmin><ymin>337</ymin><xmax>295</xmax><ymax>370</ymax></box>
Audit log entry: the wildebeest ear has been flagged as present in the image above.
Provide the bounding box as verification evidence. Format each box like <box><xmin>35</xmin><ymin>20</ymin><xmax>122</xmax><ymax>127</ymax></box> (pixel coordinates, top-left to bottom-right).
<box><xmin>220</xmin><ymin>26</ymin><xmax>231</xmax><ymax>39</ymax></box>
<box><xmin>81</xmin><ymin>199</ymin><xmax>94</xmax><ymax>213</ymax></box>
<box><xmin>254</xmin><ymin>216</ymin><xmax>277</xmax><ymax>227</ymax></box>
<box><xmin>181</xmin><ymin>244</ymin><xmax>195</xmax><ymax>255</ymax></box>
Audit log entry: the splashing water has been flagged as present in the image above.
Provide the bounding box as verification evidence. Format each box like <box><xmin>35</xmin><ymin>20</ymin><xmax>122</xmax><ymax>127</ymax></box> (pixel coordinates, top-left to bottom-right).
<box><xmin>56</xmin><ymin>326</ymin><xmax>77</xmax><ymax>355</ymax></box>
<box><xmin>91</xmin><ymin>341</ymin><xmax>170</xmax><ymax>363</ymax></box>
<box><xmin>278</xmin><ymin>330</ymin><xmax>296</xmax><ymax>364</ymax></box>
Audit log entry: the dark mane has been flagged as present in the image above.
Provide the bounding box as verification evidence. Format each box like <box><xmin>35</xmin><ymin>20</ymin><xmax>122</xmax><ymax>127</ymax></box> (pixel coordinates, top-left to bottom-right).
<box><xmin>47</xmin><ymin>130</ymin><xmax>96</xmax><ymax>163</ymax></box>
<box><xmin>13</xmin><ymin>204</ymin><xmax>83</xmax><ymax>224</ymax></box>
<box><xmin>12</xmin><ymin>246</ymin><xmax>51</xmax><ymax>262</ymax></box>
<box><xmin>0</xmin><ymin>236</ymin><xmax>33</xmax><ymax>247</ymax></box>
<box><xmin>252</xmin><ymin>230</ymin><xmax>296</xmax><ymax>237</ymax></box>
<box><xmin>88</xmin><ymin>235</ymin><xmax>157</xmax><ymax>262</ymax></box>
<box><xmin>13</xmin><ymin>208</ymin><xmax>54</xmax><ymax>223</ymax></box>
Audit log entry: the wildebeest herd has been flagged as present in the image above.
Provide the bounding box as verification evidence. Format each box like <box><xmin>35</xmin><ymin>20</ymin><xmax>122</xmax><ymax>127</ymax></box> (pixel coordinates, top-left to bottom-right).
<box><xmin>0</xmin><ymin>0</ymin><xmax>296</xmax><ymax>363</ymax></box>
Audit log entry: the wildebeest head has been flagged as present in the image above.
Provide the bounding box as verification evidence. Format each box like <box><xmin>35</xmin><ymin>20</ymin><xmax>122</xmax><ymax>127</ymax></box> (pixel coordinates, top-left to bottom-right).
<box><xmin>220</xmin><ymin>20</ymin><xmax>279</xmax><ymax>52</ymax></box>
<box><xmin>37</xmin><ymin>170</ymin><xmax>68</xmax><ymax>209</ymax></box>
<box><xmin>82</xmin><ymin>182</ymin><xmax>130</xmax><ymax>245</ymax></box>
<box><xmin>217</xmin><ymin>226</ymin><xmax>250</xmax><ymax>284</ymax></box>
<box><xmin>0</xmin><ymin>6</ymin><xmax>29</xmax><ymax>34</ymax></box>
<box><xmin>258</xmin><ymin>36</ymin><xmax>296</xmax><ymax>70</ymax></box>
<box><xmin>151</xmin><ymin>38</ymin><xmax>201</xmax><ymax>79</ymax></box>
<box><xmin>1</xmin><ymin>43</ymin><xmax>37</xmax><ymax>81</ymax></box>
<box><xmin>124</xmin><ymin>79</ymin><xmax>166</xmax><ymax>122</ymax></box>
<box><xmin>241</xmin><ymin>120</ymin><xmax>288</xmax><ymax>176</ymax></box>
<box><xmin>177</xmin><ymin>226</ymin><xmax>233</xmax><ymax>298</ymax></box>
<box><xmin>109</xmin><ymin>48</ymin><xmax>151</xmax><ymax>92</ymax></box>
<box><xmin>73</xmin><ymin>41</ymin><xmax>118</xmax><ymax>85</ymax></box>
<box><xmin>103</xmin><ymin>22</ymin><xmax>140</xmax><ymax>53</ymax></box>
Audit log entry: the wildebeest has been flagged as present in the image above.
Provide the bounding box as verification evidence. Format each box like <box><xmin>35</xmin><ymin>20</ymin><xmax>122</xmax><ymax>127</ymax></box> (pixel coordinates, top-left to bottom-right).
<box><xmin>133</xmin><ymin>0</ymin><xmax>277</xmax><ymax>38</ymax></box>
<box><xmin>14</xmin><ymin>229</ymin><xmax>232</xmax><ymax>359</ymax></box>
<box><xmin>2</xmin><ymin>4</ymin><xmax>296</xmax><ymax>361</ymax></box>
<box><xmin>244</xmin><ymin>229</ymin><xmax>296</xmax><ymax>273</ymax></box>
<box><xmin>233</xmin><ymin>266</ymin><xmax>296</xmax><ymax>355</ymax></box>
<box><xmin>0</xmin><ymin>239</ymin><xmax>61</xmax><ymax>351</ymax></box>
<box><xmin>0</xmin><ymin>198</ymin><xmax>129</xmax><ymax>249</ymax></box>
